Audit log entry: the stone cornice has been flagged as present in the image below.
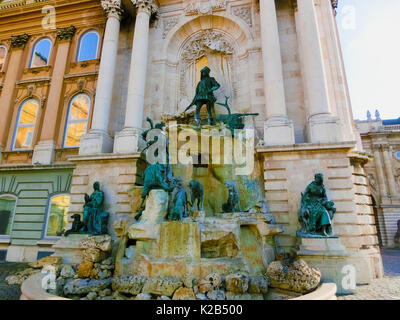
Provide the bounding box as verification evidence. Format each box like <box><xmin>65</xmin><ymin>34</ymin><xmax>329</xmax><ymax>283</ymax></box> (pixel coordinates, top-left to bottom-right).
<box><xmin>0</xmin><ymin>0</ymin><xmax>50</xmax><ymax>11</ymax></box>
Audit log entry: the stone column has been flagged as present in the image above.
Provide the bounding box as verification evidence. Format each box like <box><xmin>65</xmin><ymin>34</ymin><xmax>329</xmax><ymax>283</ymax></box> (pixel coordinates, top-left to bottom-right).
<box><xmin>260</xmin><ymin>0</ymin><xmax>294</xmax><ymax>146</ymax></box>
<box><xmin>0</xmin><ymin>34</ymin><xmax>29</xmax><ymax>162</ymax></box>
<box><xmin>79</xmin><ymin>0</ymin><xmax>123</xmax><ymax>155</ymax></box>
<box><xmin>373</xmin><ymin>147</ymin><xmax>388</xmax><ymax>198</ymax></box>
<box><xmin>382</xmin><ymin>146</ymin><xmax>397</xmax><ymax>198</ymax></box>
<box><xmin>295</xmin><ymin>0</ymin><xmax>342</xmax><ymax>143</ymax></box>
<box><xmin>32</xmin><ymin>27</ymin><xmax>76</xmax><ymax>165</ymax></box>
<box><xmin>113</xmin><ymin>0</ymin><xmax>157</xmax><ymax>154</ymax></box>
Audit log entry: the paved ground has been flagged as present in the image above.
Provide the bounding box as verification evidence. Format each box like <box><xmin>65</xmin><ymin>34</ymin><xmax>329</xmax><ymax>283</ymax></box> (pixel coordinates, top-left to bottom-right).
<box><xmin>338</xmin><ymin>249</ymin><xmax>400</xmax><ymax>300</ymax></box>
<box><xmin>0</xmin><ymin>262</ymin><xmax>29</xmax><ymax>300</ymax></box>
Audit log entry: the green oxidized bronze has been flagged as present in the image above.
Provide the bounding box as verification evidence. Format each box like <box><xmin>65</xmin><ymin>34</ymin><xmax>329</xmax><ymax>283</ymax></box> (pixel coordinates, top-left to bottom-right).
<box><xmin>184</xmin><ymin>66</ymin><xmax>221</xmax><ymax>125</ymax></box>
<box><xmin>167</xmin><ymin>177</ymin><xmax>189</xmax><ymax>221</ymax></box>
<box><xmin>189</xmin><ymin>179</ymin><xmax>204</xmax><ymax>212</ymax></box>
<box><xmin>222</xmin><ymin>181</ymin><xmax>242</xmax><ymax>213</ymax></box>
<box><xmin>297</xmin><ymin>173</ymin><xmax>336</xmax><ymax>237</ymax></box>
<box><xmin>65</xmin><ymin>182</ymin><xmax>109</xmax><ymax>236</ymax></box>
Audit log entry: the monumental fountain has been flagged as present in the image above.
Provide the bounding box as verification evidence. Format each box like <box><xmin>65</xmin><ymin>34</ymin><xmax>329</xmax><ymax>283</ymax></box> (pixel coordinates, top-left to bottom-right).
<box><xmin>17</xmin><ymin>67</ymin><xmax>338</xmax><ymax>300</ymax></box>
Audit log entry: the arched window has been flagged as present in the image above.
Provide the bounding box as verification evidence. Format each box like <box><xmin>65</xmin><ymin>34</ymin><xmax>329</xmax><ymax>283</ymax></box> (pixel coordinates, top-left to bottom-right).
<box><xmin>0</xmin><ymin>45</ymin><xmax>7</xmax><ymax>72</ymax></box>
<box><xmin>0</xmin><ymin>194</ymin><xmax>17</xmax><ymax>236</ymax></box>
<box><xmin>29</xmin><ymin>38</ymin><xmax>52</xmax><ymax>68</ymax></box>
<box><xmin>44</xmin><ymin>195</ymin><xmax>70</xmax><ymax>238</ymax></box>
<box><xmin>12</xmin><ymin>99</ymin><xmax>39</xmax><ymax>150</ymax></box>
<box><xmin>63</xmin><ymin>94</ymin><xmax>91</xmax><ymax>147</ymax></box>
<box><xmin>77</xmin><ymin>30</ymin><xmax>99</xmax><ymax>62</ymax></box>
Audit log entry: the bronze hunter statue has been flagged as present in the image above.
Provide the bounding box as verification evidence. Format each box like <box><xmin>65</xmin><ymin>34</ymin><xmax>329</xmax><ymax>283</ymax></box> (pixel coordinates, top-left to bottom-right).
<box><xmin>184</xmin><ymin>66</ymin><xmax>221</xmax><ymax>126</ymax></box>
<box><xmin>298</xmin><ymin>173</ymin><xmax>336</xmax><ymax>237</ymax></box>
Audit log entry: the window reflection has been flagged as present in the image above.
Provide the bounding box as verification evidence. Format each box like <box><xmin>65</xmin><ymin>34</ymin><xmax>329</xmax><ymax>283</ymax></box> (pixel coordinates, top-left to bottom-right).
<box><xmin>12</xmin><ymin>99</ymin><xmax>39</xmax><ymax>150</ymax></box>
<box><xmin>45</xmin><ymin>195</ymin><xmax>70</xmax><ymax>237</ymax></box>
<box><xmin>0</xmin><ymin>195</ymin><xmax>16</xmax><ymax>236</ymax></box>
<box><xmin>64</xmin><ymin>94</ymin><xmax>90</xmax><ymax>147</ymax></box>
<box><xmin>0</xmin><ymin>46</ymin><xmax>7</xmax><ymax>71</ymax></box>
<box><xmin>30</xmin><ymin>38</ymin><xmax>52</xmax><ymax>68</ymax></box>
<box><xmin>77</xmin><ymin>31</ymin><xmax>99</xmax><ymax>62</ymax></box>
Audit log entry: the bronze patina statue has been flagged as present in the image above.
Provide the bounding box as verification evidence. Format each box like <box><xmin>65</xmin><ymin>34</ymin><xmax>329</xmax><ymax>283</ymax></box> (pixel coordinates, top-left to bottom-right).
<box><xmin>189</xmin><ymin>179</ymin><xmax>204</xmax><ymax>212</ymax></box>
<box><xmin>168</xmin><ymin>177</ymin><xmax>189</xmax><ymax>221</ymax></box>
<box><xmin>184</xmin><ymin>66</ymin><xmax>220</xmax><ymax>125</ymax></box>
<box><xmin>298</xmin><ymin>174</ymin><xmax>336</xmax><ymax>237</ymax></box>
<box><xmin>64</xmin><ymin>214</ymin><xmax>84</xmax><ymax>236</ymax></box>
<box><xmin>79</xmin><ymin>182</ymin><xmax>109</xmax><ymax>235</ymax></box>
<box><xmin>222</xmin><ymin>180</ymin><xmax>242</xmax><ymax>213</ymax></box>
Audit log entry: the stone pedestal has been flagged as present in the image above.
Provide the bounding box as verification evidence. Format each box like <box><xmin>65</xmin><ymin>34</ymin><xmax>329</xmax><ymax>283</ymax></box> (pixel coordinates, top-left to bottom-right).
<box><xmin>296</xmin><ymin>236</ymin><xmax>354</xmax><ymax>295</ymax></box>
<box><xmin>32</xmin><ymin>141</ymin><xmax>56</xmax><ymax>165</ymax></box>
<box><xmin>79</xmin><ymin>130</ymin><xmax>114</xmax><ymax>155</ymax></box>
<box><xmin>264</xmin><ymin>119</ymin><xmax>295</xmax><ymax>146</ymax></box>
<box><xmin>308</xmin><ymin>114</ymin><xmax>343</xmax><ymax>144</ymax></box>
<box><xmin>158</xmin><ymin>221</ymin><xmax>201</xmax><ymax>260</ymax></box>
<box><xmin>51</xmin><ymin>234</ymin><xmax>90</xmax><ymax>264</ymax></box>
<box><xmin>113</xmin><ymin>128</ymin><xmax>143</xmax><ymax>154</ymax></box>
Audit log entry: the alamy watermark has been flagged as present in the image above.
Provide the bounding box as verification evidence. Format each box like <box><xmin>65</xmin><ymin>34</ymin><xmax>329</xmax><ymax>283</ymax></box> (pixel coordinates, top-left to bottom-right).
<box><xmin>144</xmin><ymin>121</ymin><xmax>255</xmax><ymax>176</ymax></box>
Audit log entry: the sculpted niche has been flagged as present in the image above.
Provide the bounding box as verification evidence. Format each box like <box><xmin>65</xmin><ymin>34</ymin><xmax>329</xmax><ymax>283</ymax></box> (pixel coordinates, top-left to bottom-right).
<box><xmin>178</xmin><ymin>30</ymin><xmax>236</xmax><ymax>114</ymax></box>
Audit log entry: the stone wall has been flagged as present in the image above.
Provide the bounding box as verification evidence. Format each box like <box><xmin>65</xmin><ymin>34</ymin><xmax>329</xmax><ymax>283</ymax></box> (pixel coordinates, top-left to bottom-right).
<box><xmin>68</xmin><ymin>154</ymin><xmax>145</xmax><ymax>240</ymax></box>
<box><xmin>257</xmin><ymin>142</ymin><xmax>383</xmax><ymax>284</ymax></box>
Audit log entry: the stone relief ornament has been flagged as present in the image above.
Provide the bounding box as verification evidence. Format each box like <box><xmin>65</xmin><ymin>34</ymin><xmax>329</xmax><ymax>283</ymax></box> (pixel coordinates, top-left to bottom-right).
<box><xmin>184</xmin><ymin>0</ymin><xmax>226</xmax><ymax>16</ymax></box>
<box><xmin>162</xmin><ymin>16</ymin><xmax>179</xmax><ymax>39</ymax></box>
<box><xmin>11</xmin><ymin>34</ymin><xmax>30</xmax><ymax>48</ymax></box>
<box><xmin>232</xmin><ymin>6</ymin><xmax>252</xmax><ymax>27</ymax></box>
<box><xmin>181</xmin><ymin>30</ymin><xmax>234</xmax><ymax>62</ymax></box>
<box><xmin>101</xmin><ymin>0</ymin><xmax>124</xmax><ymax>18</ymax></box>
<box><xmin>56</xmin><ymin>26</ymin><xmax>76</xmax><ymax>42</ymax></box>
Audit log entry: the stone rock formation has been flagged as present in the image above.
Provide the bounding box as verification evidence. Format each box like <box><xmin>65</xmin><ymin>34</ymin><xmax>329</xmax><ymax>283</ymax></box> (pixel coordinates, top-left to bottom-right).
<box><xmin>266</xmin><ymin>259</ymin><xmax>321</xmax><ymax>294</ymax></box>
<box><xmin>111</xmin><ymin>275</ymin><xmax>147</xmax><ymax>295</ymax></box>
<box><xmin>141</xmin><ymin>276</ymin><xmax>183</xmax><ymax>297</ymax></box>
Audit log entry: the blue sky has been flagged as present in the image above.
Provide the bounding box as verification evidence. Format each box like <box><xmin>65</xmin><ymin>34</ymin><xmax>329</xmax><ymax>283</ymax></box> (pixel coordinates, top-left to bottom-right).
<box><xmin>337</xmin><ymin>0</ymin><xmax>400</xmax><ymax>120</ymax></box>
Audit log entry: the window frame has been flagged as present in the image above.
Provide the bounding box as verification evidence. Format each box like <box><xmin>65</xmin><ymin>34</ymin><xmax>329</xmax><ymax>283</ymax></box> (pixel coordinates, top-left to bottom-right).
<box><xmin>29</xmin><ymin>37</ymin><xmax>52</xmax><ymax>69</ymax></box>
<box><xmin>76</xmin><ymin>30</ymin><xmax>100</xmax><ymax>62</ymax></box>
<box><xmin>62</xmin><ymin>93</ymin><xmax>91</xmax><ymax>148</ymax></box>
<box><xmin>11</xmin><ymin>98</ymin><xmax>39</xmax><ymax>151</ymax></box>
<box><xmin>42</xmin><ymin>193</ymin><xmax>71</xmax><ymax>240</ymax></box>
<box><xmin>0</xmin><ymin>194</ymin><xmax>17</xmax><ymax>239</ymax></box>
<box><xmin>0</xmin><ymin>45</ymin><xmax>8</xmax><ymax>72</ymax></box>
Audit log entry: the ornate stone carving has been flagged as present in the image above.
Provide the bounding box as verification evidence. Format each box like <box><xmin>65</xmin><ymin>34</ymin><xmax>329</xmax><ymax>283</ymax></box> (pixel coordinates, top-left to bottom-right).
<box><xmin>232</xmin><ymin>6</ymin><xmax>252</xmax><ymax>27</ymax></box>
<box><xmin>101</xmin><ymin>0</ymin><xmax>124</xmax><ymax>19</ymax></box>
<box><xmin>11</xmin><ymin>34</ymin><xmax>30</xmax><ymax>49</ymax></box>
<box><xmin>162</xmin><ymin>16</ymin><xmax>179</xmax><ymax>39</ymax></box>
<box><xmin>131</xmin><ymin>0</ymin><xmax>158</xmax><ymax>15</ymax></box>
<box><xmin>181</xmin><ymin>30</ymin><xmax>234</xmax><ymax>62</ymax></box>
<box><xmin>57</xmin><ymin>26</ymin><xmax>76</xmax><ymax>42</ymax></box>
<box><xmin>184</xmin><ymin>0</ymin><xmax>226</xmax><ymax>16</ymax></box>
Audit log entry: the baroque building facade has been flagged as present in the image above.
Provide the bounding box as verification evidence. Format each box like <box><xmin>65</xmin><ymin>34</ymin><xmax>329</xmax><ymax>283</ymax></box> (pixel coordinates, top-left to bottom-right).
<box><xmin>0</xmin><ymin>0</ymin><xmax>384</xmax><ymax>286</ymax></box>
<box><xmin>356</xmin><ymin>115</ymin><xmax>400</xmax><ymax>248</ymax></box>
